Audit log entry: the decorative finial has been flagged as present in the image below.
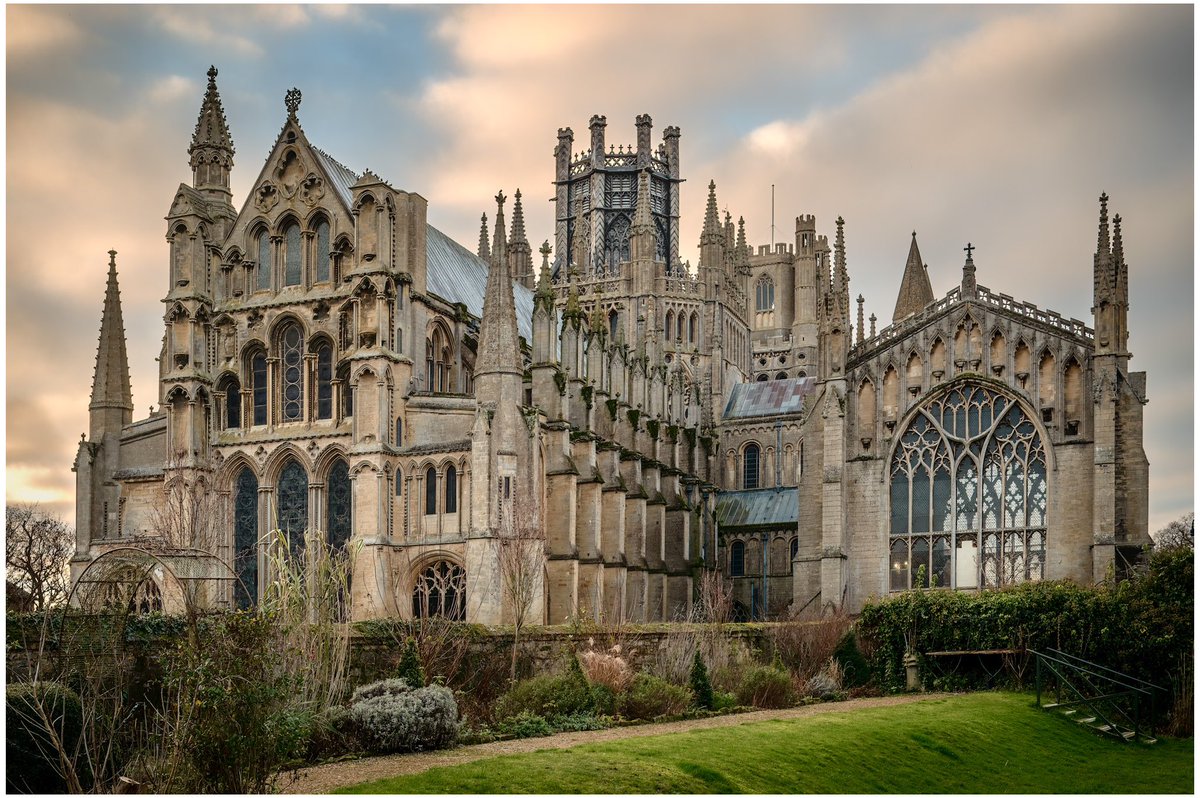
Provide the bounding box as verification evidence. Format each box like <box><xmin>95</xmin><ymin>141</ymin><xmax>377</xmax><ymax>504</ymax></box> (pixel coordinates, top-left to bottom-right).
<box><xmin>495</xmin><ymin>189</ymin><xmax>506</xmax><ymax>208</ymax></box>
<box><xmin>108</xmin><ymin>249</ymin><xmax>117</xmax><ymax>268</ymax></box>
<box><xmin>964</xmin><ymin>242</ymin><xmax>975</xmax><ymax>259</ymax></box>
<box><xmin>207</xmin><ymin>65</ymin><xmax>218</xmax><ymax>82</ymax></box>
<box><xmin>539</xmin><ymin>240</ymin><xmax>552</xmax><ymax>259</ymax></box>
<box><xmin>285</xmin><ymin>87</ymin><xmax>302</xmax><ymax>117</ymax></box>
<box><xmin>912</xmin><ymin>230</ymin><xmax>916</xmax><ymax>239</ymax></box>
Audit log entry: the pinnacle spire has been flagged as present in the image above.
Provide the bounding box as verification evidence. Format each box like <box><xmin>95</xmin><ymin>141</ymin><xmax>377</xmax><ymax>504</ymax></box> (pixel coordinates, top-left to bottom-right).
<box><xmin>491</xmin><ymin>190</ymin><xmax>508</xmax><ymax>266</ymax></box>
<box><xmin>90</xmin><ymin>250</ymin><xmax>134</xmax><ymax>414</ymax></box>
<box><xmin>478</xmin><ymin>213</ymin><xmax>491</xmax><ymax>260</ymax></box>
<box><xmin>856</xmin><ymin>294</ymin><xmax>865</xmax><ymax>345</ymax></box>
<box><xmin>189</xmin><ymin>66</ymin><xmax>234</xmax><ymax>166</ymax></box>
<box><xmin>509</xmin><ymin>188</ymin><xmax>528</xmax><ymax>246</ymax></box>
<box><xmin>700</xmin><ymin>180</ymin><xmax>722</xmax><ymax>244</ymax></box>
<box><xmin>961</xmin><ymin>241</ymin><xmax>978</xmax><ymax>298</ymax></box>
<box><xmin>1113</xmin><ymin>213</ymin><xmax>1127</xmax><ymax>303</ymax></box>
<box><xmin>475</xmin><ymin>191</ymin><xmax>522</xmax><ymax>383</ymax></box>
<box><xmin>1097</xmin><ymin>192</ymin><xmax>1111</xmax><ymax>257</ymax></box>
<box><xmin>833</xmin><ymin>216</ymin><xmax>847</xmax><ymax>296</ymax></box>
<box><xmin>535</xmin><ymin>241</ymin><xmax>555</xmax><ymax>310</ymax></box>
<box><xmin>892</xmin><ymin>231</ymin><xmax>935</xmax><ymax>322</ymax></box>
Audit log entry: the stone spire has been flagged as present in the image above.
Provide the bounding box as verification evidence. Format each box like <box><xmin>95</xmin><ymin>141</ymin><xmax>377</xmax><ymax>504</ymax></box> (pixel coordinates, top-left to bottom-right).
<box><xmin>856</xmin><ymin>294</ymin><xmax>865</xmax><ymax>345</ymax></box>
<box><xmin>892</xmin><ymin>231</ymin><xmax>935</xmax><ymax>322</ymax></box>
<box><xmin>1113</xmin><ymin>213</ymin><xmax>1127</xmax><ymax>307</ymax></box>
<box><xmin>188</xmin><ymin>66</ymin><xmax>234</xmax><ymax>198</ymax></box>
<box><xmin>535</xmin><ymin>240</ymin><xmax>555</xmax><ymax>311</ymax></box>
<box><xmin>832</xmin><ymin>216</ymin><xmax>848</xmax><ymax>300</ymax></box>
<box><xmin>736</xmin><ymin>216</ymin><xmax>749</xmax><ymax>273</ymax></box>
<box><xmin>961</xmin><ymin>242</ymin><xmax>978</xmax><ymax>299</ymax></box>
<box><xmin>475</xmin><ymin>191</ymin><xmax>522</xmax><ymax>388</ymax></box>
<box><xmin>90</xmin><ymin>250</ymin><xmax>134</xmax><ymax>418</ymax></box>
<box><xmin>478</xmin><ymin>213</ymin><xmax>490</xmax><ymax>260</ymax></box>
<box><xmin>630</xmin><ymin>168</ymin><xmax>657</xmax><ymax>269</ymax></box>
<box><xmin>509</xmin><ymin>188</ymin><xmax>528</xmax><ymax>245</ymax></box>
<box><xmin>508</xmin><ymin>189</ymin><xmax>534</xmax><ymax>287</ymax></box>
<box><xmin>1097</xmin><ymin>191</ymin><xmax>1111</xmax><ymax>257</ymax></box>
<box><xmin>869</xmin><ymin>313</ymin><xmax>877</xmax><ymax>338</ymax></box>
<box><xmin>700</xmin><ymin>180</ymin><xmax>722</xmax><ymax>245</ymax></box>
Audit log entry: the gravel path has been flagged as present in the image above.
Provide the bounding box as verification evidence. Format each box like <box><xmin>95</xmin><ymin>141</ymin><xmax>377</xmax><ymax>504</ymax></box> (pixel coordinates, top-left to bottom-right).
<box><xmin>284</xmin><ymin>693</ymin><xmax>947</xmax><ymax>794</ymax></box>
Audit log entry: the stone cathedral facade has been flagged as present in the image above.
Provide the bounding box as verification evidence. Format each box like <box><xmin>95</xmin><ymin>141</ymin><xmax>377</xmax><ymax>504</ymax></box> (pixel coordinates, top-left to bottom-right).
<box><xmin>73</xmin><ymin>70</ymin><xmax>1150</xmax><ymax>623</ymax></box>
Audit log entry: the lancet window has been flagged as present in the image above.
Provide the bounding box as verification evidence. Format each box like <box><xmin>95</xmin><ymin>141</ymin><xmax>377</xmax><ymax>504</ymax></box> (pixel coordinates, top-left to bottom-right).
<box><xmin>279</xmin><ymin>323</ymin><xmax>304</xmax><ymax>421</ymax></box>
<box><xmin>314</xmin><ymin>341</ymin><xmax>333</xmax><ymax>420</ymax></box>
<box><xmin>326</xmin><ymin>459</ymin><xmax>351</xmax><ymax>551</ymax></box>
<box><xmin>889</xmin><ymin>383</ymin><xmax>1047</xmax><ymax>592</ymax></box>
<box><xmin>743</xmin><ymin>443</ymin><xmax>761</xmax><ymax>490</ymax></box>
<box><xmin>256</xmin><ymin>230</ymin><xmax>271</xmax><ymax>291</ymax></box>
<box><xmin>314</xmin><ymin>218</ymin><xmax>331</xmax><ymax>283</ymax></box>
<box><xmin>755</xmin><ymin>277</ymin><xmax>775</xmax><ymax>312</ymax></box>
<box><xmin>283</xmin><ymin>221</ymin><xmax>302</xmax><ymax>286</ymax></box>
<box><xmin>233</xmin><ymin>466</ymin><xmax>258</xmax><ymax>609</ymax></box>
<box><xmin>277</xmin><ymin>459</ymin><xmax>309</xmax><ymax>555</ymax></box>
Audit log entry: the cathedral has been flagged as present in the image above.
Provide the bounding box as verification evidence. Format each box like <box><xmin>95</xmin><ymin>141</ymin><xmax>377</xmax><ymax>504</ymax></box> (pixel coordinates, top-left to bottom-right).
<box><xmin>72</xmin><ymin>68</ymin><xmax>1150</xmax><ymax>623</ymax></box>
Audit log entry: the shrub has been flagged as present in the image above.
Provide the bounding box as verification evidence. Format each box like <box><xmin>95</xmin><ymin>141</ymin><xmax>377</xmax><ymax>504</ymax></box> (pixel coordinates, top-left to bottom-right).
<box><xmin>498</xmin><ymin>711</ymin><xmax>553</xmax><ymax>739</ymax></box>
<box><xmin>590</xmin><ymin>683</ymin><xmax>617</xmax><ymax>716</ymax></box>
<box><xmin>804</xmin><ymin>658</ymin><xmax>844</xmax><ymax>699</ymax></box>
<box><xmin>579</xmin><ymin>643</ymin><xmax>634</xmax><ymax>693</ymax></box>
<box><xmin>305</xmin><ymin>704</ymin><xmax>361</xmax><ymax>761</ymax></box>
<box><xmin>6</xmin><ymin>681</ymin><xmax>86</xmax><ymax>794</ymax></box>
<box><xmin>351</xmin><ymin>678</ymin><xmax>412</xmax><ymax>703</ymax></box>
<box><xmin>349</xmin><ymin>683</ymin><xmax>458</xmax><ymax>754</ymax></box>
<box><xmin>769</xmin><ymin>614</ymin><xmax>852</xmax><ymax>681</ymax></box>
<box><xmin>712</xmin><ymin>690</ymin><xmax>739</xmax><ymax>711</ymax></box>
<box><xmin>397</xmin><ymin>638</ymin><xmax>426</xmax><ymax>688</ymax></box>
<box><xmin>689</xmin><ymin>651</ymin><xmax>715</xmax><ymax>710</ymax></box>
<box><xmin>617</xmin><ymin>674</ymin><xmax>692</xmax><ymax>720</ymax></box>
<box><xmin>832</xmin><ymin>632</ymin><xmax>871</xmax><ymax>688</ymax></box>
<box><xmin>736</xmin><ymin>666</ymin><xmax>796</xmax><ymax>709</ymax></box>
<box><xmin>548</xmin><ymin>712</ymin><xmax>611</xmax><ymax>732</ymax></box>
<box><xmin>493</xmin><ymin>672</ymin><xmax>594</xmax><ymax>721</ymax></box>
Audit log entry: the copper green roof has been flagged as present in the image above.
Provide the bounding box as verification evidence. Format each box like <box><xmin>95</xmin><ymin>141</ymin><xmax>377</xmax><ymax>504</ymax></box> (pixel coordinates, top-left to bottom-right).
<box><xmin>716</xmin><ymin>487</ymin><xmax>798</xmax><ymax>529</ymax></box>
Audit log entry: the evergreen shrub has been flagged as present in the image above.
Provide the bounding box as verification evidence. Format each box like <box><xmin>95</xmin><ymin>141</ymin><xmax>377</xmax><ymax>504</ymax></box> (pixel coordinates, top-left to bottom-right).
<box><xmin>735</xmin><ymin>665</ymin><xmax>796</xmax><ymax>709</ymax></box>
<box><xmin>349</xmin><ymin>681</ymin><xmax>458</xmax><ymax>754</ymax></box>
<box><xmin>616</xmin><ymin>673</ymin><xmax>691</xmax><ymax>720</ymax></box>
<box><xmin>493</xmin><ymin>672</ymin><xmax>594</xmax><ymax>721</ymax></box>
<box><xmin>689</xmin><ymin>651</ymin><xmax>714</xmax><ymax>710</ymax></box>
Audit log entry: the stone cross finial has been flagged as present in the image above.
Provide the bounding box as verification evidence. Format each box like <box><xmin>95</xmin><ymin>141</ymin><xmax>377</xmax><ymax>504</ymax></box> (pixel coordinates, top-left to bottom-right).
<box><xmin>285</xmin><ymin>88</ymin><xmax>302</xmax><ymax>116</ymax></box>
<box><xmin>539</xmin><ymin>240</ymin><xmax>552</xmax><ymax>259</ymax></box>
<box><xmin>207</xmin><ymin>65</ymin><xmax>218</xmax><ymax>83</ymax></box>
<box><xmin>964</xmin><ymin>242</ymin><xmax>975</xmax><ymax>259</ymax></box>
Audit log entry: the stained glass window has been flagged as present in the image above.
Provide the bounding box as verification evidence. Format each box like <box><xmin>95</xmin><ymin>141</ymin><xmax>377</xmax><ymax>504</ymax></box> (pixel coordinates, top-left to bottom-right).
<box><xmin>425</xmin><ymin>466</ymin><xmax>438</xmax><ymax>515</ymax></box>
<box><xmin>277</xmin><ymin>459</ymin><xmax>309</xmax><ymax>555</ymax></box>
<box><xmin>315</xmin><ymin>342</ymin><xmax>333</xmax><ymax>420</ymax></box>
<box><xmin>234</xmin><ymin>467</ymin><xmax>258</xmax><ymax>609</ymax></box>
<box><xmin>412</xmin><ymin>561</ymin><xmax>466</xmax><ymax>620</ymax></box>
<box><xmin>315</xmin><ymin>218</ymin><xmax>331</xmax><ymax>283</ymax></box>
<box><xmin>251</xmin><ymin>352</ymin><xmax>267</xmax><ymax>425</ymax></box>
<box><xmin>221</xmin><ymin>375</ymin><xmax>241</xmax><ymax>429</ymax></box>
<box><xmin>755</xmin><ymin>277</ymin><xmax>775</xmax><ymax>312</ymax></box>
<box><xmin>284</xmin><ymin>221</ymin><xmax>302</xmax><ymax>286</ymax></box>
<box><xmin>280</xmin><ymin>324</ymin><xmax>304</xmax><ymax>421</ymax></box>
<box><xmin>327</xmin><ymin>459</ymin><xmax>351</xmax><ymax>551</ymax></box>
<box><xmin>889</xmin><ymin>383</ymin><xmax>1047</xmax><ymax>591</ymax></box>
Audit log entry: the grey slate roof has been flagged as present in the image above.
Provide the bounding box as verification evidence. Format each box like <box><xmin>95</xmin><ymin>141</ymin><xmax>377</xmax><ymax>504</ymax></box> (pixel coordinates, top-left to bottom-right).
<box><xmin>426</xmin><ymin>225</ymin><xmax>535</xmax><ymax>343</ymax></box>
<box><xmin>716</xmin><ymin>488</ymin><xmax>799</xmax><ymax>529</ymax></box>
<box><xmin>722</xmin><ymin>377</ymin><xmax>816</xmax><ymax>420</ymax></box>
<box><xmin>310</xmin><ymin>144</ymin><xmax>535</xmax><ymax>343</ymax></box>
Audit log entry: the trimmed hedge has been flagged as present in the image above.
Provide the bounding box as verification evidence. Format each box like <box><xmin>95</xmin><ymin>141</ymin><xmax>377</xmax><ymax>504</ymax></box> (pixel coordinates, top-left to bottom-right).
<box><xmin>857</xmin><ymin>547</ymin><xmax>1192</xmax><ymax>695</ymax></box>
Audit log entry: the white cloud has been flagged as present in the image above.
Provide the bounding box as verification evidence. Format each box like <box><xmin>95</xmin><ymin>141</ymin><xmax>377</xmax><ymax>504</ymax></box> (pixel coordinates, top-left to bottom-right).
<box><xmin>6</xmin><ymin>5</ymin><xmax>84</xmax><ymax>59</ymax></box>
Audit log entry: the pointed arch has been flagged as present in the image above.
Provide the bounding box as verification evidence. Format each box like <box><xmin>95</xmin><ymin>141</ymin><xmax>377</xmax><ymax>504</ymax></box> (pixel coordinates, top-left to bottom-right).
<box><xmin>1063</xmin><ymin>356</ymin><xmax>1083</xmax><ymax>434</ymax></box>
<box><xmin>742</xmin><ymin>442</ymin><xmax>761</xmax><ymax>490</ymax></box>
<box><xmin>1014</xmin><ymin>339</ymin><xmax>1032</xmax><ymax>378</ymax></box>
<box><xmin>253</xmin><ymin>223</ymin><xmax>272</xmax><ymax>292</ymax></box>
<box><xmin>1038</xmin><ymin>349</ymin><xmax>1056</xmax><ymax>409</ymax></box>
<box><xmin>310</xmin><ymin>213</ymin><xmax>332</xmax><ymax>283</ymax></box>
<box><xmin>216</xmin><ymin>371</ymin><xmax>241</xmax><ymax>429</ymax></box>
<box><xmin>311</xmin><ymin>334</ymin><xmax>334</xmax><ymax>420</ymax></box>
<box><xmin>858</xmin><ymin>377</ymin><xmax>876</xmax><ymax>440</ymax></box>
<box><xmin>930</xmin><ymin>336</ymin><xmax>947</xmax><ymax>379</ymax></box>
<box><xmin>275</xmin><ymin>318</ymin><xmax>305</xmax><ymax>422</ymax></box>
<box><xmin>233</xmin><ymin>465</ymin><xmax>259</xmax><ymax>609</ymax></box>
<box><xmin>906</xmin><ymin>351</ymin><xmax>924</xmax><ymax>391</ymax></box>
<box><xmin>326</xmin><ymin>457</ymin><xmax>352</xmax><ymax>551</ymax></box>
<box><xmin>990</xmin><ymin>329</ymin><xmax>1007</xmax><ymax>374</ymax></box>
<box><xmin>882</xmin><ymin>364</ymin><xmax>899</xmax><ymax>418</ymax></box>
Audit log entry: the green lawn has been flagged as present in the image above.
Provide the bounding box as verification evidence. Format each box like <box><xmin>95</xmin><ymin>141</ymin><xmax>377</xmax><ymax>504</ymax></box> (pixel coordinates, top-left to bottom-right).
<box><xmin>338</xmin><ymin>692</ymin><xmax>1193</xmax><ymax>794</ymax></box>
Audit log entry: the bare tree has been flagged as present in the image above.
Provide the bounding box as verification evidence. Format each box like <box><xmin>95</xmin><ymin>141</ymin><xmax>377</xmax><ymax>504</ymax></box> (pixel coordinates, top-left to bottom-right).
<box><xmin>695</xmin><ymin>568</ymin><xmax>734</xmax><ymax>625</ymax></box>
<box><xmin>493</xmin><ymin>497</ymin><xmax>545</xmax><ymax>683</ymax></box>
<box><xmin>1154</xmin><ymin>512</ymin><xmax>1194</xmax><ymax>550</ymax></box>
<box><xmin>6</xmin><ymin>504</ymin><xmax>73</xmax><ymax>611</ymax></box>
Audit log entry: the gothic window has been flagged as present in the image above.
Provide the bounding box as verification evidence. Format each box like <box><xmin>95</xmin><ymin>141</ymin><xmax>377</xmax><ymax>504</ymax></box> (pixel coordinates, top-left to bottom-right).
<box><xmin>233</xmin><ymin>466</ymin><xmax>258</xmax><ymax>609</ymax></box>
<box><xmin>395</xmin><ymin>326</ymin><xmax>403</xmax><ymax>354</ymax></box>
<box><xmin>605</xmin><ymin>214</ymin><xmax>631</xmax><ymax>269</ymax></box>
<box><xmin>279</xmin><ymin>323</ymin><xmax>304</xmax><ymax>421</ymax></box>
<box><xmin>425</xmin><ymin>466</ymin><xmax>438</xmax><ymax>515</ymax></box>
<box><xmin>314</xmin><ymin>340</ymin><xmax>333</xmax><ymax>420</ymax></box>
<box><xmin>426</xmin><ymin>325</ymin><xmax>452</xmax><ymax>392</ymax></box>
<box><xmin>445</xmin><ymin>465</ymin><xmax>458</xmax><ymax>514</ymax></box>
<box><xmin>755</xmin><ymin>277</ymin><xmax>775</xmax><ymax>312</ymax></box>
<box><xmin>254</xmin><ymin>229</ymin><xmax>271</xmax><ymax>291</ymax></box>
<box><xmin>327</xmin><ymin>459</ymin><xmax>351</xmax><ymax>551</ymax></box>
<box><xmin>337</xmin><ymin>362</ymin><xmax>353</xmax><ymax>417</ymax></box>
<box><xmin>775</xmin><ymin>372</ymin><xmax>788</xmax><ymax>380</ymax></box>
<box><xmin>665</xmin><ymin>311</ymin><xmax>674</xmax><ymax>342</ymax></box>
<box><xmin>757</xmin><ymin>373</ymin><xmax>769</xmax><ymax>382</ymax></box>
<box><xmin>730</xmin><ymin>540</ymin><xmax>746</xmax><ymax>577</ymax></box>
<box><xmin>412</xmin><ymin>560</ymin><xmax>466</xmax><ymax>620</ymax></box>
<box><xmin>276</xmin><ymin>459</ymin><xmax>309</xmax><ymax>556</ymax></box>
<box><xmin>283</xmin><ymin>221</ymin><xmax>302</xmax><ymax>286</ymax></box>
<box><xmin>743</xmin><ymin>443</ymin><xmax>761</xmax><ymax>490</ymax></box>
<box><xmin>790</xmin><ymin>537</ymin><xmax>799</xmax><ymax>572</ymax></box>
<box><xmin>608</xmin><ymin>310</ymin><xmax>619</xmax><ymax>339</ymax></box>
<box><xmin>394</xmin><ymin>417</ymin><xmax>403</xmax><ymax>446</ymax></box>
<box><xmin>689</xmin><ymin>312</ymin><xmax>698</xmax><ymax>345</ymax></box>
<box><xmin>219</xmin><ymin>375</ymin><xmax>241</xmax><ymax>429</ymax></box>
<box><xmin>251</xmin><ymin>351</ymin><xmax>267</xmax><ymax>425</ymax></box>
<box><xmin>889</xmin><ymin>383</ymin><xmax>1046</xmax><ymax>592</ymax></box>
<box><xmin>314</xmin><ymin>217</ymin><xmax>331</xmax><ymax>283</ymax></box>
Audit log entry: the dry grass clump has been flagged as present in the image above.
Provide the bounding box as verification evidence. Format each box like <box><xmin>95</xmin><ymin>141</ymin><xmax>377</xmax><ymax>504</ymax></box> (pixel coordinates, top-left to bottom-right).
<box><xmin>578</xmin><ymin>639</ymin><xmax>635</xmax><ymax>694</ymax></box>
<box><xmin>768</xmin><ymin>612</ymin><xmax>852</xmax><ymax>681</ymax></box>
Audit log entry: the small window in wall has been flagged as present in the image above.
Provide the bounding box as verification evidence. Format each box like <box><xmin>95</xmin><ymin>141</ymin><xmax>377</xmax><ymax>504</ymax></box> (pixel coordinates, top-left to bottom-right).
<box><xmin>394</xmin><ymin>417</ymin><xmax>403</xmax><ymax>446</ymax></box>
<box><xmin>445</xmin><ymin>466</ymin><xmax>458</xmax><ymax>513</ymax></box>
<box><xmin>608</xmin><ymin>310</ymin><xmax>619</xmax><ymax>339</ymax></box>
<box><xmin>314</xmin><ymin>218</ymin><xmax>331</xmax><ymax>282</ymax></box>
<box><xmin>283</xmin><ymin>221</ymin><xmax>302</xmax><ymax>286</ymax></box>
<box><xmin>251</xmin><ymin>352</ymin><xmax>267</xmax><ymax>425</ymax></box>
<box><xmin>425</xmin><ymin>466</ymin><xmax>438</xmax><ymax>515</ymax></box>
<box><xmin>790</xmin><ymin>537</ymin><xmax>799</xmax><ymax>573</ymax></box>
<box><xmin>743</xmin><ymin>444</ymin><xmax>761</xmax><ymax>490</ymax></box>
<box><xmin>730</xmin><ymin>540</ymin><xmax>745</xmax><ymax>577</ymax></box>
<box><xmin>256</xmin><ymin>231</ymin><xmax>271</xmax><ymax>291</ymax></box>
<box><xmin>315</xmin><ymin>342</ymin><xmax>333</xmax><ymax>420</ymax></box>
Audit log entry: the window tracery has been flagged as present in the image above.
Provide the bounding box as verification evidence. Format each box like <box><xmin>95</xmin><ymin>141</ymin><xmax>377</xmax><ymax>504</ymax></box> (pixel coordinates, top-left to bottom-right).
<box><xmin>412</xmin><ymin>560</ymin><xmax>466</xmax><ymax>620</ymax></box>
<box><xmin>279</xmin><ymin>323</ymin><xmax>304</xmax><ymax>421</ymax></box>
<box><xmin>889</xmin><ymin>383</ymin><xmax>1046</xmax><ymax>592</ymax></box>
<box><xmin>327</xmin><ymin>459</ymin><xmax>351</xmax><ymax>551</ymax></box>
<box><xmin>283</xmin><ymin>221</ymin><xmax>302</xmax><ymax>286</ymax></box>
<box><xmin>277</xmin><ymin>459</ymin><xmax>309</xmax><ymax>555</ymax></box>
<box><xmin>755</xmin><ymin>276</ymin><xmax>775</xmax><ymax>312</ymax></box>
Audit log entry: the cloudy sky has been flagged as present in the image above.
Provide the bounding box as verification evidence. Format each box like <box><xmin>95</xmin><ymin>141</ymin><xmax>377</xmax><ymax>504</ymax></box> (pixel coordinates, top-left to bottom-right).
<box><xmin>6</xmin><ymin>4</ymin><xmax>1193</xmax><ymax>533</ymax></box>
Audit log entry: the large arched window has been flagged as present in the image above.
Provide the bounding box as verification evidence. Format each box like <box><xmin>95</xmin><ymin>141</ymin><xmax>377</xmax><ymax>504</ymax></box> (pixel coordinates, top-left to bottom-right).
<box><xmin>283</xmin><ymin>221</ymin><xmax>302</xmax><ymax>286</ymax></box>
<box><xmin>256</xmin><ymin>229</ymin><xmax>271</xmax><ymax>291</ymax></box>
<box><xmin>233</xmin><ymin>467</ymin><xmax>258</xmax><ymax>609</ymax></box>
<box><xmin>743</xmin><ymin>443</ymin><xmax>761</xmax><ymax>490</ymax></box>
<box><xmin>251</xmin><ymin>350</ymin><xmax>268</xmax><ymax>426</ymax></box>
<box><xmin>327</xmin><ymin>459</ymin><xmax>351</xmax><ymax>551</ymax></box>
<box><xmin>730</xmin><ymin>540</ymin><xmax>745</xmax><ymax>577</ymax></box>
<box><xmin>425</xmin><ymin>466</ymin><xmax>438</xmax><ymax>515</ymax></box>
<box><xmin>755</xmin><ymin>276</ymin><xmax>775</xmax><ymax>312</ymax></box>
<box><xmin>279</xmin><ymin>323</ymin><xmax>304</xmax><ymax>421</ymax></box>
<box><xmin>314</xmin><ymin>217</ymin><xmax>331</xmax><ymax>283</ymax></box>
<box><xmin>444</xmin><ymin>465</ymin><xmax>458</xmax><ymax>514</ymax></box>
<box><xmin>314</xmin><ymin>340</ymin><xmax>333</xmax><ymax>420</ymax></box>
<box><xmin>277</xmin><ymin>459</ymin><xmax>309</xmax><ymax>555</ymax></box>
<box><xmin>889</xmin><ymin>383</ymin><xmax>1047</xmax><ymax>592</ymax></box>
<box><xmin>426</xmin><ymin>326</ymin><xmax>452</xmax><ymax>392</ymax></box>
<box><xmin>412</xmin><ymin>560</ymin><xmax>466</xmax><ymax>620</ymax></box>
